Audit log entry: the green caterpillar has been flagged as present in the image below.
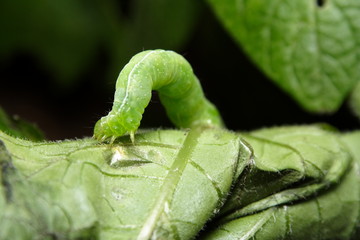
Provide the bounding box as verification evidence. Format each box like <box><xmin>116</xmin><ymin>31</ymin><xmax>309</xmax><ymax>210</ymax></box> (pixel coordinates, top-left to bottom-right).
<box><xmin>94</xmin><ymin>50</ymin><xmax>224</xmax><ymax>142</ymax></box>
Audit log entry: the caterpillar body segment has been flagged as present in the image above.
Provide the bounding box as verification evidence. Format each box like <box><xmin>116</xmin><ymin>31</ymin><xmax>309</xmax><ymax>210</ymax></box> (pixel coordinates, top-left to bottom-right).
<box><xmin>94</xmin><ymin>50</ymin><xmax>223</xmax><ymax>142</ymax></box>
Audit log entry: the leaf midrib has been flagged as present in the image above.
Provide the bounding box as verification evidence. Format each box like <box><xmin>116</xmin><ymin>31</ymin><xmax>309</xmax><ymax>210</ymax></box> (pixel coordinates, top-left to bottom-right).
<box><xmin>136</xmin><ymin>127</ymin><xmax>202</xmax><ymax>240</ymax></box>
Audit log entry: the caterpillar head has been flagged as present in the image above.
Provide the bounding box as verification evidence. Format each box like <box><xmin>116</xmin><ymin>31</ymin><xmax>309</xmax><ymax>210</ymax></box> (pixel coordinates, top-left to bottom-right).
<box><xmin>94</xmin><ymin>116</ymin><xmax>127</xmax><ymax>143</ymax></box>
<box><xmin>94</xmin><ymin>111</ymin><xmax>139</xmax><ymax>143</ymax></box>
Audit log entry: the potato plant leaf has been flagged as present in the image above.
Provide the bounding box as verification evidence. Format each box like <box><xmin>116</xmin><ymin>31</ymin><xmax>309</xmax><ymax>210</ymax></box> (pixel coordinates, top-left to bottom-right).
<box><xmin>0</xmin><ymin>127</ymin><xmax>251</xmax><ymax>239</ymax></box>
<box><xmin>0</xmin><ymin>107</ymin><xmax>44</xmax><ymax>141</ymax></box>
<box><xmin>201</xmin><ymin>126</ymin><xmax>360</xmax><ymax>239</ymax></box>
<box><xmin>207</xmin><ymin>0</ymin><xmax>360</xmax><ymax>113</ymax></box>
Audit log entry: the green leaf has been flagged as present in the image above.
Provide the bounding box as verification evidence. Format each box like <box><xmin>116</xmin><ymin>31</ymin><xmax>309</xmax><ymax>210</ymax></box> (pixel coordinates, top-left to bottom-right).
<box><xmin>207</xmin><ymin>0</ymin><xmax>360</xmax><ymax>113</ymax></box>
<box><xmin>0</xmin><ymin>107</ymin><xmax>44</xmax><ymax>141</ymax></box>
<box><xmin>0</xmin><ymin>127</ymin><xmax>251</xmax><ymax>239</ymax></box>
<box><xmin>201</xmin><ymin>125</ymin><xmax>359</xmax><ymax>239</ymax></box>
<box><xmin>341</xmin><ymin>130</ymin><xmax>360</xmax><ymax>172</ymax></box>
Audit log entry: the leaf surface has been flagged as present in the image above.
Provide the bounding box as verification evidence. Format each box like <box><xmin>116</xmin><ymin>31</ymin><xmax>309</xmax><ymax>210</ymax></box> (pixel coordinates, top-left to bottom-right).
<box><xmin>201</xmin><ymin>125</ymin><xmax>360</xmax><ymax>239</ymax></box>
<box><xmin>0</xmin><ymin>128</ymin><xmax>251</xmax><ymax>239</ymax></box>
<box><xmin>207</xmin><ymin>0</ymin><xmax>360</xmax><ymax>112</ymax></box>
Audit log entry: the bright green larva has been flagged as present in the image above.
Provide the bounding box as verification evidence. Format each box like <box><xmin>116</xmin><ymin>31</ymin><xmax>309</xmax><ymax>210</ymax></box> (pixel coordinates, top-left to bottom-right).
<box><xmin>94</xmin><ymin>50</ymin><xmax>224</xmax><ymax>142</ymax></box>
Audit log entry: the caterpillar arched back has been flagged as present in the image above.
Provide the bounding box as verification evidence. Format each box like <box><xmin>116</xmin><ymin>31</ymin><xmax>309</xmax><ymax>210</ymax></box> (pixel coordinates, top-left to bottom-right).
<box><xmin>94</xmin><ymin>50</ymin><xmax>223</xmax><ymax>142</ymax></box>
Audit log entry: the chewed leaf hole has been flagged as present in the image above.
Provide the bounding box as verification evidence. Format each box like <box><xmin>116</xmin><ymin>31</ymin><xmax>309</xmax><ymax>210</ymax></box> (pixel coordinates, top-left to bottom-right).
<box><xmin>316</xmin><ymin>0</ymin><xmax>326</xmax><ymax>7</ymax></box>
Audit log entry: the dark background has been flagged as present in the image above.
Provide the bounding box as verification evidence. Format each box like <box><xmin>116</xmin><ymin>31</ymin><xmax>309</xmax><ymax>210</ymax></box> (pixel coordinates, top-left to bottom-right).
<box><xmin>0</xmin><ymin>2</ymin><xmax>358</xmax><ymax>140</ymax></box>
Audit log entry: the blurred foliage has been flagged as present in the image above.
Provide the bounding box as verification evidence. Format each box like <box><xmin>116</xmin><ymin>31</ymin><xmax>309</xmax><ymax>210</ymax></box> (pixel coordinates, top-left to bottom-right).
<box><xmin>0</xmin><ymin>0</ymin><xmax>199</xmax><ymax>87</ymax></box>
<box><xmin>350</xmin><ymin>82</ymin><xmax>360</xmax><ymax>120</ymax></box>
<box><xmin>0</xmin><ymin>107</ymin><xmax>44</xmax><ymax>141</ymax></box>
